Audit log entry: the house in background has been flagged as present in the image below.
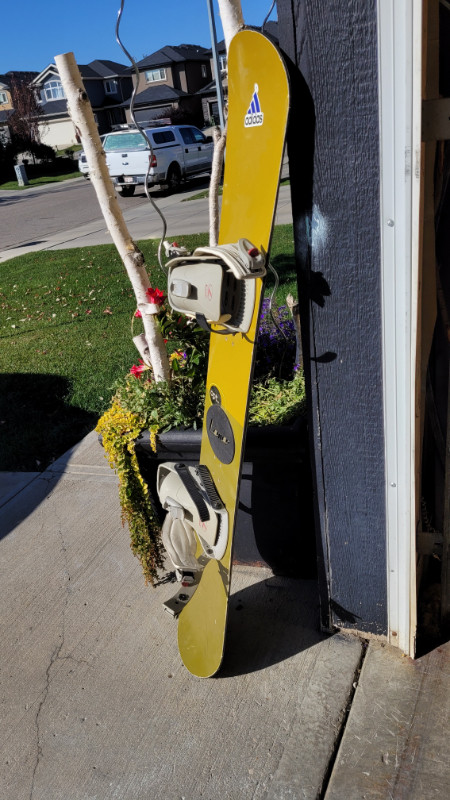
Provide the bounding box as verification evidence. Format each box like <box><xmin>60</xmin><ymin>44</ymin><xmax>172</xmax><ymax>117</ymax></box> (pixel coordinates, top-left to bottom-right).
<box><xmin>0</xmin><ymin>76</ymin><xmax>14</xmax><ymax>144</ymax></box>
<box><xmin>122</xmin><ymin>45</ymin><xmax>212</xmax><ymax>127</ymax></box>
<box><xmin>31</xmin><ymin>60</ymin><xmax>133</xmax><ymax>149</ymax></box>
<box><xmin>197</xmin><ymin>39</ymin><xmax>227</xmax><ymax>126</ymax></box>
<box><xmin>0</xmin><ymin>77</ymin><xmax>13</xmax><ymax>111</ymax></box>
<box><xmin>0</xmin><ymin>71</ymin><xmax>39</xmax><ymax>144</ymax></box>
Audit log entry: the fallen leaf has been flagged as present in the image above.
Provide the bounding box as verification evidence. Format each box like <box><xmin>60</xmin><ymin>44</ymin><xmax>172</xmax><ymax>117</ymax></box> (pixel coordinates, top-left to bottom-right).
<box><xmin>103</xmin><ymin>307</ymin><xmax>113</xmax><ymax>315</ymax></box>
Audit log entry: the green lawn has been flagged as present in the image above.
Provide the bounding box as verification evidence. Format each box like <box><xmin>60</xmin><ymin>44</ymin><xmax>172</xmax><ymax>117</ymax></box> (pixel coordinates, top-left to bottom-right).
<box><xmin>183</xmin><ymin>185</ymin><xmax>223</xmax><ymax>202</ymax></box>
<box><xmin>0</xmin><ymin>225</ymin><xmax>297</xmax><ymax>470</ymax></box>
<box><xmin>0</xmin><ymin>171</ymin><xmax>82</xmax><ymax>191</ymax></box>
<box><xmin>55</xmin><ymin>145</ymin><xmax>83</xmax><ymax>157</ymax></box>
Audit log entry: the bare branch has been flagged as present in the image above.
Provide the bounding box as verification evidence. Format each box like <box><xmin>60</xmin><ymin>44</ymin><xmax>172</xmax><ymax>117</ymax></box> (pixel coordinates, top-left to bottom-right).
<box><xmin>8</xmin><ymin>76</ymin><xmax>41</xmax><ymax>144</ymax></box>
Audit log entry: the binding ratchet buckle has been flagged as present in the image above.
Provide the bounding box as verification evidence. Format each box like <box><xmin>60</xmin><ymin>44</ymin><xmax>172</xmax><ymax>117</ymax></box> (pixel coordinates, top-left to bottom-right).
<box><xmin>166</xmin><ymin>238</ymin><xmax>266</xmax><ymax>335</ymax></box>
<box><xmin>157</xmin><ymin>462</ymin><xmax>228</xmax><ymax>616</ymax></box>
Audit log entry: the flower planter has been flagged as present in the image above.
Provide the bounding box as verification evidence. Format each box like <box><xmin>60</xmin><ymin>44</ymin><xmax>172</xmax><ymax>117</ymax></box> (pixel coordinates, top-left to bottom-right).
<box><xmin>135</xmin><ymin>416</ymin><xmax>316</xmax><ymax>578</ymax></box>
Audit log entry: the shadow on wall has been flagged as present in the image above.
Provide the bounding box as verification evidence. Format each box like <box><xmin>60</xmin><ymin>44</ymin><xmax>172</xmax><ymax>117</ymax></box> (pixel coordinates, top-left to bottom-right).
<box><xmin>0</xmin><ymin>373</ymin><xmax>96</xmax><ymax>472</ymax></box>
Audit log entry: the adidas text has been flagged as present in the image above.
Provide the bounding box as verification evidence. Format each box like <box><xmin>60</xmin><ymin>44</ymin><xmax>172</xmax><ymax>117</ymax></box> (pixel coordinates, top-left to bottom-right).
<box><xmin>244</xmin><ymin>112</ymin><xmax>264</xmax><ymax>128</ymax></box>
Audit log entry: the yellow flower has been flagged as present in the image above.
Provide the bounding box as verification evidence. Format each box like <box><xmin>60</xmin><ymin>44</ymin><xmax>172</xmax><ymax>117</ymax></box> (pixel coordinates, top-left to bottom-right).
<box><xmin>149</xmin><ymin>427</ymin><xmax>158</xmax><ymax>453</ymax></box>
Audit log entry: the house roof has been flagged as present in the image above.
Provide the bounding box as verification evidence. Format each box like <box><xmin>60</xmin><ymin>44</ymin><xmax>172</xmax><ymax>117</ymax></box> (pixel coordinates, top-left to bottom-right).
<box><xmin>136</xmin><ymin>45</ymin><xmax>210</xmax><ymax>70</ymax></box>
<box><xmin>80</xmin><ymin>60</ymin><xmax>131</xmax><ymax>79</ymax></box>
<box><xmin>32</xmin><ymin>60</ymin><xmax>129</xmax><ymax>86</ymax></box>
<box><xmin>31</xmin><ymin>64</ymin><xmax>61</xmax><ymax>86</ymax></box>
<box><xmin>123</xmin><ymin>84</ymin><xmax>188</xmax><ymax>108</ymax></box>
<box><xmin>38</xmin><ymin>99</ymin><xmax>68</xmax><ymax>117</ymax></box>
<box><xmin>0</xmin><ymin>71</ymin><xmax>39</xmax><ymax>88</ymax></box>
<box><xmin>196</xmin><ymin>71</ymin><xmax>227</xmax><ymax>96</ymax></box>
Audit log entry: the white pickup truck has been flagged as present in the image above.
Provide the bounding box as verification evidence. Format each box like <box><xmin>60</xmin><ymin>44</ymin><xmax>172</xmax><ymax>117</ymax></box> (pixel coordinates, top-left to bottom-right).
<box><xmin>101</xmin><ymin>125</ymin><xmax>214</xmax><ymax>196</ymax></box>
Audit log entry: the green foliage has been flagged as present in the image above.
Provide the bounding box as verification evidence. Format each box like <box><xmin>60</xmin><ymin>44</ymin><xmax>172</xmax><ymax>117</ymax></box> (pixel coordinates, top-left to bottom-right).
<box><xmin>0</xmin><ymin>171</ymin><xmax>81</xmax><ymax>190</ymax></box>
<box><xmin>95</xmin><ymin>403</ymin><xmax>165</xmax><ymax>584</ymax></box>
<box><xmin>98</xmin><ymin>290</ymin><xmax>305</xmax><ymax>586</ymax></box>
<box><xmin>249</xmin><ymin>372</ymin><xmax>306</xmax><ymax>426</ymax></box>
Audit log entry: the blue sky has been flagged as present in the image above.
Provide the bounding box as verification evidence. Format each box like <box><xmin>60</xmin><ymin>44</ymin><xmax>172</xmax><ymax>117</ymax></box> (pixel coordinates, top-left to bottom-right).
<box><xmin>1</xmin><ymin>0</ymin><xmax>276</xmax><ymax>74</ymax></box>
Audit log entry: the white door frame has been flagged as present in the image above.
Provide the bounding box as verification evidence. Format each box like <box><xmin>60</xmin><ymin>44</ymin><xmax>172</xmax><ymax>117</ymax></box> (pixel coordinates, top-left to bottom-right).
<box><xmin>377</xmin><ymin>0</ymin><xmax>422</xmax><ymax>656</ymax></box>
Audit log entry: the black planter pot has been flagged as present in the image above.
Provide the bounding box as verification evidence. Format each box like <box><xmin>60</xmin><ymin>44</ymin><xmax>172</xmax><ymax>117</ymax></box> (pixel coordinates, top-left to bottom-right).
<box><xmin>135</xmin><ymin>416</ymin><xmax>316</xmax><ymax>579</ymax></box>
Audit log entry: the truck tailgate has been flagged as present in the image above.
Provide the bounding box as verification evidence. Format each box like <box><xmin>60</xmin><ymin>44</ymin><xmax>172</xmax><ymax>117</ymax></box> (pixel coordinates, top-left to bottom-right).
<box><xmin>106</xmin><ymin>151</ymin><xmax>149</xmax><ymax>176</ymax></box>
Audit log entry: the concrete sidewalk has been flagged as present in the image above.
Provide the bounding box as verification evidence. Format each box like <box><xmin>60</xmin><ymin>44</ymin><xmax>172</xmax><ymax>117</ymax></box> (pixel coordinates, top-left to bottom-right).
<box><xmin>1</xmin><ymin>432</ymin><xmax>449</xmax><ymax>799</ymax></box>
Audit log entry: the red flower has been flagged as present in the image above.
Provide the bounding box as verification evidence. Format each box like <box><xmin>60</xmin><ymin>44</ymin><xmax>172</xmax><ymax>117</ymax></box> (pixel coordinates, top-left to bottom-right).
<box><xmin>130</xmin><ymin>359</ymin><xmax>148</xmax><ymax>378</ymax></box>
<box><xmin>134</xmin><ymin>309</ymin><xmax>142</xmax><ymax>318</ymax></box>
<box><xmin>146</xmin><ymin>286</ymin><xmax>165</xmax><ymax>305</ymax></box>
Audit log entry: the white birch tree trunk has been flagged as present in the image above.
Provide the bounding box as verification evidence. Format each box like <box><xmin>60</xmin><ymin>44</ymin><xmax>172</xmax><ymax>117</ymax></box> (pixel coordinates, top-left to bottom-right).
<box><xmin>208</xmin><ymin>0</ymin><xmax>244</xmax><ymax>245</ymax></box>
<box><xmin>55</xmin><ymin>52</ymin><xmax>170</xmax><ymax>383</ymax></box>
<box><xmin>217</xmin><ymin>0</ymin><xmax>244</xmax><ymax>51</ymax></box>
<box><xmin>209</xmin><ymin>124</ymin><xmax>227</xmax><ymax>246</ymax></box>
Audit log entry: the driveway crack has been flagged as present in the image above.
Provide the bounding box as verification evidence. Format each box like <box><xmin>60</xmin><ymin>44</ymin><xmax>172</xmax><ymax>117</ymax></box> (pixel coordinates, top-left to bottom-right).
<box><xmin>29</xmin><ymin>521</ymin><xmax>70</xmax><ymax>799</ymax></box>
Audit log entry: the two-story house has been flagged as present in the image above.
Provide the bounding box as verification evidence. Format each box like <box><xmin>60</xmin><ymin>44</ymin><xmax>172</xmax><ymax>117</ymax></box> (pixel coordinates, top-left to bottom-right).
<box><xmin>123</xmin><ymin>45</ymin><xmax>212</xmax><ymax>127</ymax></box>
<box><xmin>30</xmin><ymin>60</ymin><xmax>133</xmax><ymax>149</ymax></box>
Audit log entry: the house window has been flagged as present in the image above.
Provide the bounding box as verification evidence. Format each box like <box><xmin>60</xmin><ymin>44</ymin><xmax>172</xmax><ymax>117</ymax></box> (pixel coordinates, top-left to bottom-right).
<box><xmin>145</xmin><ymin>68</ymin><xmax>166</xmax><ymax>83</ymax></box>
<box><xmin>43</xmin><ymin>79</ymin><xmax>65</xmax><ymax>101</ymax></box>
<box><xmin>201</xmin><ymin>64</ymin><xmax>207</xmax><ymax>78</ymax></box>
<box><xmin>0</xmin><ymin>91</ymin><xmax>8</xmax><ymax>104</ymax></box>
<box><xmin>219</xmin><ymin>55</ymin><xmax>227</xmax><ymax>70</ymax></box>
<box><xmin>104</xmin><ymin>79</ymin><xmax>118</xmax><ymax>94</ymax></box>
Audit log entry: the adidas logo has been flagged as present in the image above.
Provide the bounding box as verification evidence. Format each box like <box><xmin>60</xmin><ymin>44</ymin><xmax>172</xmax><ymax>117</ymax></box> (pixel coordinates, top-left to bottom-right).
<box><xmin>244</xmin><ymin>84</ymin><xmax>264</xmax><ymax>128</ymax></box>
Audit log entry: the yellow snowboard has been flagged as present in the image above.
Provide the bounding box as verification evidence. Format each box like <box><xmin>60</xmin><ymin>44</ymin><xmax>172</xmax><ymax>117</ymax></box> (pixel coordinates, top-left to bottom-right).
<box><xmin>177</xmin><ymin>29</ymin><xmax>290</xmax><ymax>676</ymax></box>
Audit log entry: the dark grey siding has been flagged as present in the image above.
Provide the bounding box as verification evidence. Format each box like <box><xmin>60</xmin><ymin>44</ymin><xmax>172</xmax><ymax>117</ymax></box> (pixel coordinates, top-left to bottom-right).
<box><xmin>278</xmin><ymin>0</ymin><xmax>387</xmax><ymax>635</ymax></box>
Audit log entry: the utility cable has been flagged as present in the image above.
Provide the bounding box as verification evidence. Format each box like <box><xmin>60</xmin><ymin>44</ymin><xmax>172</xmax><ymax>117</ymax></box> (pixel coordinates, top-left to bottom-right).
<box><xmin>115</xmin><ymin>0</ymin><xmax>168</xmax><ymax>271</ymax></box>
<box><xmin>262</xmin><ymin>0</ymin><xmax>276</xmax><ymax>32</ymax></box>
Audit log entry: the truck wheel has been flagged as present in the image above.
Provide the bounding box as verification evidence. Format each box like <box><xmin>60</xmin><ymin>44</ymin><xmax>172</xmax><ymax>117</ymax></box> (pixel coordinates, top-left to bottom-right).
<box><xmin>166</xmin><ymin>164</ymin><xmax>181</xmax><ymax>193</ymax></box>
<box><xmin>118</xmin><ymin>185</ymin><xmax>135</xmax><ymax>197</ymax></box>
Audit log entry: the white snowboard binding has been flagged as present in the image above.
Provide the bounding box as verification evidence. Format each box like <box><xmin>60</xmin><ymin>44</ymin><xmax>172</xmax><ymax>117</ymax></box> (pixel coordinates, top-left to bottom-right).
<box><xmin>157</xmin><ymin>462</ymin><xmax>228</xmax><ymax>616</ymax></box>
<box><xmin>166</xmin><ymin>238</ymin><xmax>266</xmax><ymax>335</ymax></box>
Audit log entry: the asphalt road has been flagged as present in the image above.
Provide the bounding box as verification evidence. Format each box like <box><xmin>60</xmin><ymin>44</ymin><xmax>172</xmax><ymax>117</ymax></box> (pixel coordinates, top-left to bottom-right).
<box><xmin>0</xmin><ymin>176</ymin><xmax>210</xmax><ymax>257</ymax></box>
<box><xmin>0</xmin><ymin>170</ymin><xmax>293</xmax><ymax>262</ymax></box>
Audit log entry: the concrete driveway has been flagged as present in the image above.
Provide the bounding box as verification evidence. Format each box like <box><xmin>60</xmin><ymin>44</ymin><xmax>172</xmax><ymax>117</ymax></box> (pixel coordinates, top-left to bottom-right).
<box><xmin>1</xmin><ymin>432</ymin><xmax>449</xmax><ymax>799</ymax></box>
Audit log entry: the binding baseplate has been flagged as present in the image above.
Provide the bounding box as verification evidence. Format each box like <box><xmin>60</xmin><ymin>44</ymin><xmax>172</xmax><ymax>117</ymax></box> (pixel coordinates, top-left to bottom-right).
<box><xmin>166</xmin><ymin>238</ymin><xmax>266</xmax><ymax>334</ymax></box>
<box><xmin>157</xmin><ymin>462</ymin><xmax>228</xmax><ymax>616</ymax></box>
